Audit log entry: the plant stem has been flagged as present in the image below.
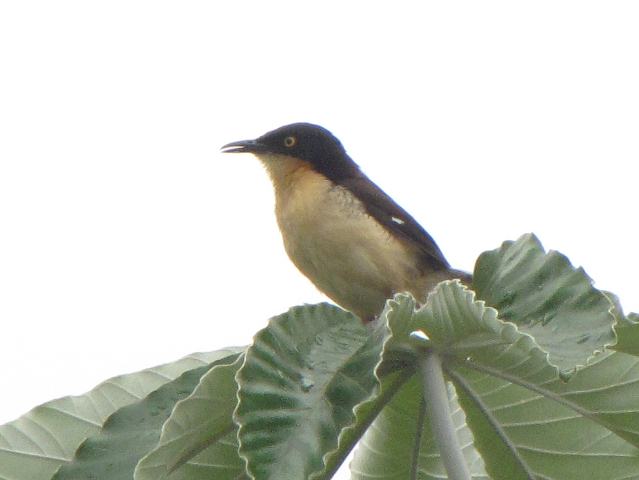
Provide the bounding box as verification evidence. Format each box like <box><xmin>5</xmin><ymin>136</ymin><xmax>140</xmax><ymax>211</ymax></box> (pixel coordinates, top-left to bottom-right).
<box><xmin>418</xmin><ymin>352</ymin><xmax>471</xmax><ymax>480</ymax></box>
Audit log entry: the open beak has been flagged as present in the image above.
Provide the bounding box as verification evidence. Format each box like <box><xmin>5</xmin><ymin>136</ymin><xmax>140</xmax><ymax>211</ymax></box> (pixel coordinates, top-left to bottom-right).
<box><xmin>220</xmin><ymin>139</ymin><xmax>266</xmax><ymax>154</ymax></box>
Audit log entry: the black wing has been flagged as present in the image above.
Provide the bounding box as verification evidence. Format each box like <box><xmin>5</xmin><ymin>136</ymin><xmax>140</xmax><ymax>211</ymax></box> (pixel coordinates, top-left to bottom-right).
<box><xmin>339</xmin><ymin>175</ymin><xmax>450</xmax><ymax>271</ymax></box>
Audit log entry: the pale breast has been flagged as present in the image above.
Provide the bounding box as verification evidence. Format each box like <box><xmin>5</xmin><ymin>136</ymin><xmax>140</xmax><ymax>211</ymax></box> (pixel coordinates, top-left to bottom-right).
<box><xmin>269</xmin><ymin>161</ymin><xmax>422</xmax><ymax>319</ymax></box>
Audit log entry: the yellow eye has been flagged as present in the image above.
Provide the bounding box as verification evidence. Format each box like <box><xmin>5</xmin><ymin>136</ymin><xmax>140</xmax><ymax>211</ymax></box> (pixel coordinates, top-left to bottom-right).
<box><xmin>283</xmin><ymin>136</ymin><xmax>296</xmax><ymax>147</ymax></box>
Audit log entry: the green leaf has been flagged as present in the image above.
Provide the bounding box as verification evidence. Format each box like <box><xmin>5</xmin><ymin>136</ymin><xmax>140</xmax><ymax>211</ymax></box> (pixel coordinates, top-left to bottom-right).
<box><xmin>53</xmin><ymin>351</ymin><xmax>242</xmax><ymax>480</ymax></box>
<box><xmin>612</xmin><ymin>312</ymin><xmax>639</xmax><ymax>356</ymax></box>
<box><xmin>313</xmin><ymin>318</ymin><xmax>412</xmax><ymax>479</ymax></box>
<box><xmin>474</xmin><ymin>233</ymin><xmax>616</xmax><ymax>374</ymax></box>
<box><xmin>234</xmin><ymin>303</ymin><xmax>380</xmax><ymax>480</ymax></box>
<box><xmin>384</xmin><ymin>283</ymin><xmax>532</xmax><ymax>360</ymax></box>
<box><xmin>452</xmin><ymin>350</ymin><xmax>639</xmax><ymax>480</ymax></box>
<box><xmin>140</xmin><ymin>433</ymin><xmax>243</xmax><ymax>480</ymax></box>
<box><xmin>134</xmin><ymin>355</ymin><xmax>246</xmax><ymax>480</ymax></box>
<box><xmin>350</xmin><ymin>375</ymin><xmax>488</xmax><ymax>479</ymax></box>
<box><xmin>379</xmin><ymin>282</ymin><xmax>639</xmax><ymax>480</ymax></box>
<box><xmin>349</xmin><ymin>287</ymin><xmax>495</xmax><ymax>479</ymax></box>
<box><xmin>602</xmin><ymin>290</ymin><xmax>627</xmax><ymax>326</ymax></box>
<box><xmin>0</xmin><ymin>350</ymin><xmax>238</xmax><ymax>480</ymax></box>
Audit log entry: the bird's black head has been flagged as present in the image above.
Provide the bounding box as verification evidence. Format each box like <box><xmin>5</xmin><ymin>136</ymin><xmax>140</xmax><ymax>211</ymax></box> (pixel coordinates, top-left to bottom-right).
<box><xmin>222</xmin><ymin>123</ymin><xmax>360</xmax><ymax>181</ymax></box>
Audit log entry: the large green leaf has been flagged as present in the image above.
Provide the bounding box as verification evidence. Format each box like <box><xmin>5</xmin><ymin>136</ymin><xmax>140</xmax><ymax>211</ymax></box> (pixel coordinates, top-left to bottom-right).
<box><xmin>350</xmin><ymin>375</ymin><xmax>488</xmax><ymax>479</ymax></box>
<box><xmin>452</xmin><ymin>351</ymin><xmax>639</xmax><ymax>480</ymax></box>
<box><xmin>314</xmin><ymin>318</ymin><xmax>412</xmax><ymax>479</ymax></box>
<box><xmin>349</xmin><ymin>285</ymin><xmax>498</xmax><ymax>479</ymax></box>
<box><xmin>134</xmin><ymin>356</ymin><xmax>246</xmax><ymax>480</ymax></box>
<box><xmin>372</xmin><ymin>283</ymin><xmax>639</xmax><ymax>480</ymax></box>
<box><xmin>474</xmin><ymin>233</ymin><xmax>616</xmax><ymax>374</ymax></box>
<box><xmin>53</xmin><ymin>350</ymin><xmax>242</xmax><ymax>480</ymax></box>
<box><xmin>234</xmin><ymin>303</ymin><xmax>380</xmax><ymax>480</ymax></box>
<box><xmin>0</xmin><ymin>350</ymin><xmax>237</xmax><ymax>480</ymax></box>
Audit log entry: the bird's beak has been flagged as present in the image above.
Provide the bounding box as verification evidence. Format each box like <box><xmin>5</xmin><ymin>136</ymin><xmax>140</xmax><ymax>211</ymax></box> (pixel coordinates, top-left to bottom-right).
<box><xmin>220</xmin><ymin>139</ymin><xmax>267</xmax><ymax>154</ymax></box>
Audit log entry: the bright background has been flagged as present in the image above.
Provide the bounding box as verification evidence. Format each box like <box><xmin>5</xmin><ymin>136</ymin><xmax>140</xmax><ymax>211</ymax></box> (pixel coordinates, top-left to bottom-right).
<box><xmin>1</xmin><ymin>1</ymin><xmax>638</xmax><ymax>476</ymax></box>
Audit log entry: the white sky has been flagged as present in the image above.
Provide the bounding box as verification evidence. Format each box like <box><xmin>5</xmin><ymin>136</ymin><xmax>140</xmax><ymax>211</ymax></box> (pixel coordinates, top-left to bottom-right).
<box><xmin>1</xmin><ymin>2</ymin><xmax>638</xmax><ymax>476</ymax></box>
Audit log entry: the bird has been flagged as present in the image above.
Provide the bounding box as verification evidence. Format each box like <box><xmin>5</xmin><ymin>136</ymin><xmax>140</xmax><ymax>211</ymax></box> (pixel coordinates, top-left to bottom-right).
<box><xmin>221</xmin><ymin>123</ymin><xmax>471</xmax><ymax>322</ymax></box>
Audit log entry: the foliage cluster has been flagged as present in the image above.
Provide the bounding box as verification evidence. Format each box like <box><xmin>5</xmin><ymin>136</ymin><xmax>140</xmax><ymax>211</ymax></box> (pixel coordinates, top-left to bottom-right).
<box><xmin>2</xmin><ymin>234</ymin><xmax>638</xmax><ymax>479</ymax></box>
